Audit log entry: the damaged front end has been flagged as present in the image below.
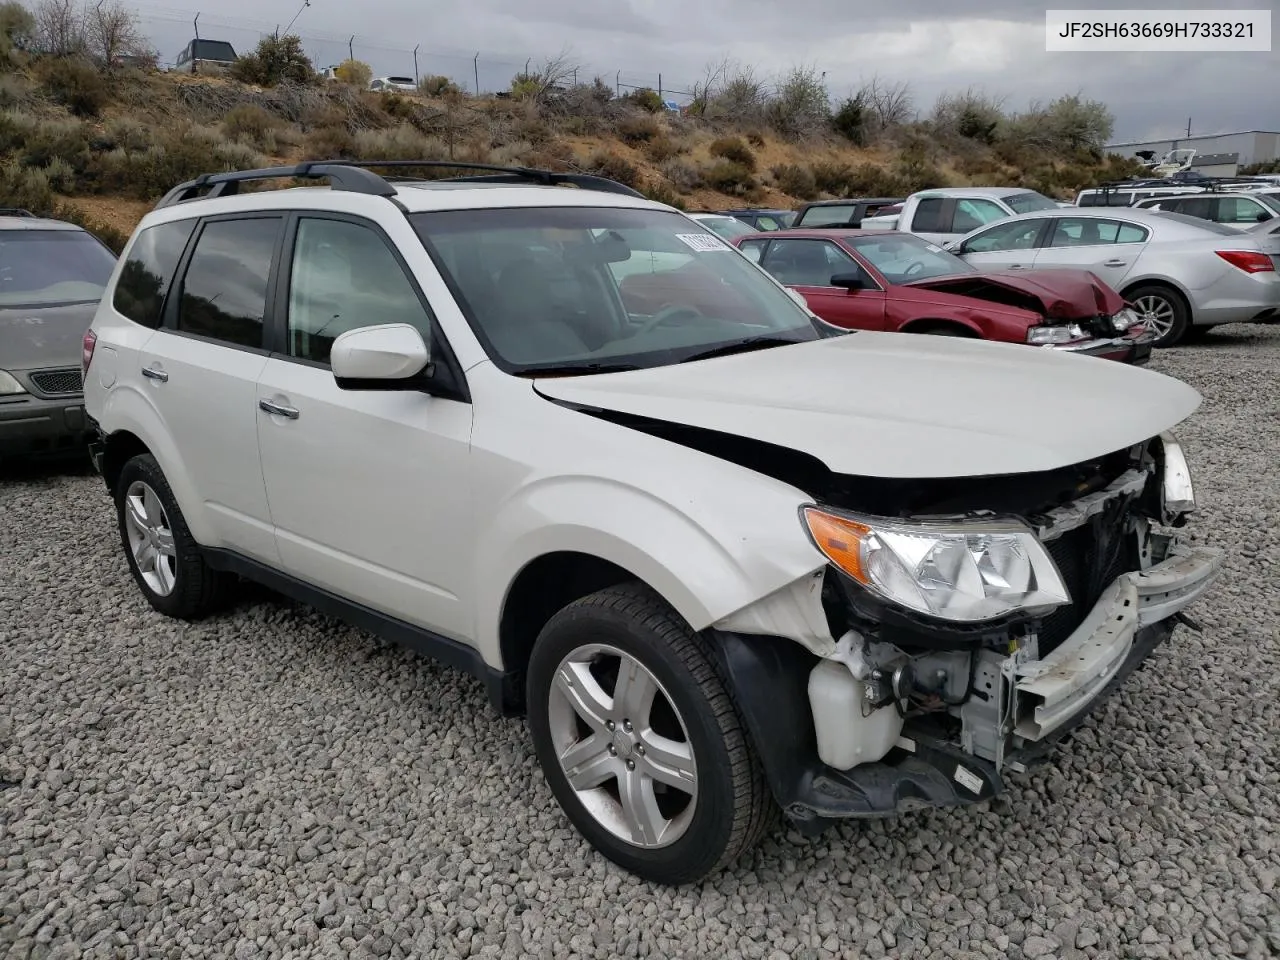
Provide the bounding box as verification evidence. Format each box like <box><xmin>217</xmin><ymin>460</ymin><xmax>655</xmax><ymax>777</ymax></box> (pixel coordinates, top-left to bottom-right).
<box><xmin>709</xmin><ymin>432</ymin><xmax>1221</xmax><ymax>833</ymax></box>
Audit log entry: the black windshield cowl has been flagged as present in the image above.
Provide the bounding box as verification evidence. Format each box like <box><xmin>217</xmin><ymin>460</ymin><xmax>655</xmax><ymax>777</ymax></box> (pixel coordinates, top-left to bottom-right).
<box><xmin>515</xmin><ymin>361</ymin><xmax>644</xmax><ymax>378</ymax></box>
<box><xmin>680</xmin><ymin>336</ymin><xmax>809</xmax><ymax>364</ymax></box>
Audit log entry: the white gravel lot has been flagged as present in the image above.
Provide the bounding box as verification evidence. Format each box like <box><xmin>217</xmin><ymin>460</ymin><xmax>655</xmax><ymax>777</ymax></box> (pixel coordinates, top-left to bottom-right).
<box><xmin>2</xmin><ymin>326</ymin><xmax>1279</xmax><ymax>960</ymax></box>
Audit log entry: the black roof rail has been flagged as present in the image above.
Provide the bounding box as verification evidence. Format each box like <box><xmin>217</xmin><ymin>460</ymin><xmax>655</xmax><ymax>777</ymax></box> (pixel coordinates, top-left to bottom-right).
<box><xmin>1091</xmin><ymin>174</ymin><xmax>1277</xmax><ymax>195</ymax></box>
<box><xmin>0</xmin><ymin>207</ymin><xmax>36</xmax><ymax>217</ymax></box>
<box><xmin>154</xmin><ymin>158</ymin><xmax>646</xmax><ymax>210</ymax></box>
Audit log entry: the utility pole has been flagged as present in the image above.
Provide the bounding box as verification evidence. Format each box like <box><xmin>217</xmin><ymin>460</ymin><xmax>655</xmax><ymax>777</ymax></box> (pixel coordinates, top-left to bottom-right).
<box><xmin>658</xmin><ymin>73</ymin><xmax>662</xmax><ymax>100</ymax></box>
<box><xmin>413</xmin><ymin>44</ymin><xmax>419</xmax><ymax>85</ymax></box>
<box><xmin>348</xmin><ymin>35</ymin><xmax>354</xmax><ymax>62</ymax></box>
<box><xmin>191</xmin><ymin>12</ymin><xmax>199</xmax><ymax>75</ymax></box>
<box><xmin>473</xmin><ymin>52</ymin><xmax>479</xmax><ymax>95</ymax></box>
<box><xmin>1186</xmin><ymin>117</ymin><xmax>1191</xmax><ymax>137</ymax></box>
<box><xmin>615</xmin><ymin>71</ymin><xmax>620</xmax><ymax>96</ymax></box>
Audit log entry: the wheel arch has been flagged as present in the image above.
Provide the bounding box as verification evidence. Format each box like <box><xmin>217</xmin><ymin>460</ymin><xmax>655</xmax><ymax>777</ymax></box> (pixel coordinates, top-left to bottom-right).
<box><xmin>1120</xmin><ymin>276</ymin><xmax>1194</xmax><ymax>315</ymax></box>
<box><xmin>898</xmin><ymin>317</ymin><xmax>982</xmax><ymax>337</ymax></box>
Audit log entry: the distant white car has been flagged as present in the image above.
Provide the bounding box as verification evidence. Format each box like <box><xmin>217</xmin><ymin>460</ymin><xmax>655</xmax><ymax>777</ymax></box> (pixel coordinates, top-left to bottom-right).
<box><xmin>370</xmin><ymin>76</ymin><xmax>417</xmax><ymax>93</ymax></box>
<box><xmin>687</xmin><ymin>212</ymin><xmax>758</xmax><ymax>241</ymax></box>
<box><xmin>947</xmin><ymin>206</ymin><xmax>1280</xmax><ymax>346</ymax></box>
<box><xmin>1133</xmin><ymin>190</ymin><xmax>1280</xmax><ymax>232</ymax></box>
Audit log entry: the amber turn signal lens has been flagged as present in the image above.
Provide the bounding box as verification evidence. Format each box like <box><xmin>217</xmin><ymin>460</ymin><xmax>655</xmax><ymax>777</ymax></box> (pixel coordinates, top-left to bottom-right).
<box><xmin>802</xmin><ymin>508</ymin><xmax>871</xmax><ymax>585</ymax></box>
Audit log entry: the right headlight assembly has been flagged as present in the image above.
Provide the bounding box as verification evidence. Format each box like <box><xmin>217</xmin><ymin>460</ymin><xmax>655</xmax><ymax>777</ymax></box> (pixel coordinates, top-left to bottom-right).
<box><xmin>802</xmin><ymin>506</ymin><xmax>1071</xmax><ymax>623</ymax></box>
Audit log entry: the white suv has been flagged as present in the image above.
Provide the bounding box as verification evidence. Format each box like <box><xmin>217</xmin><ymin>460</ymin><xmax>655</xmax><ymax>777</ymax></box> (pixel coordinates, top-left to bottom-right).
<box><xmin>82</xmin><ymin>160</ymin><xmax>1222</xmax><ymax>885</ymax></box>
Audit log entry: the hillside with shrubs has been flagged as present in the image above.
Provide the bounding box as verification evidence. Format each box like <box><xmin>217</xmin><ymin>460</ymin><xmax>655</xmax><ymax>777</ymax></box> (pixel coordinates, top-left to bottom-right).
<box><xmin>1</xmin><ymin>0</ymin><xmax>1146</xmax><ymax>250</ymax></box>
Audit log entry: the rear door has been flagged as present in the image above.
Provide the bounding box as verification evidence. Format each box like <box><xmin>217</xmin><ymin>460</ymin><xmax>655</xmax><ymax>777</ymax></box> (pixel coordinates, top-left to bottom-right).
<box><xmin>1034</xmin><ymin>216</ymin><xmax>1151</xmax><ymax>287</ymax></box>
<box><xmin>140</xmin><ymin>213</ymin><xmax>284</xmax><ymax>564</ymax></box>
<box><xmin>758</xmin><ymin>237</ymin><xmax>887</xmax><ymax>330</ymax></box>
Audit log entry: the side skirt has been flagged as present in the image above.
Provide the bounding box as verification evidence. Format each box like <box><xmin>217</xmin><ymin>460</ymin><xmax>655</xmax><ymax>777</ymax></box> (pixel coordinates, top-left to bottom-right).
<box><xmin>200</xmin><ymin>547</ymin><xmax>523</xmax><ymax>717</ymax></box>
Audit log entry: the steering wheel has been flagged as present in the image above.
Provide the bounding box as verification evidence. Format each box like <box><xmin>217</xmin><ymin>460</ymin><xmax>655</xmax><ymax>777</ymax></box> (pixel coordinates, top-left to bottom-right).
<box><xmin>629</xmin><ymin>304</ymin><xmax>704</xmax><ymax>338</ymax></box>
<box><xmin>903</xmin><ymin>261</ymin><xmax>926</xmax><ymax>278</ymax></box>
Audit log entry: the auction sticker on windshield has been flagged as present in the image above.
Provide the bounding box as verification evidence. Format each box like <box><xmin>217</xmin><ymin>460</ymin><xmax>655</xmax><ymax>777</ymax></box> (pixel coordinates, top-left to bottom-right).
<box><xmin>676</xmin><ymin>233</ymin><xmax>731</xmax><ymax>252</ymax></box>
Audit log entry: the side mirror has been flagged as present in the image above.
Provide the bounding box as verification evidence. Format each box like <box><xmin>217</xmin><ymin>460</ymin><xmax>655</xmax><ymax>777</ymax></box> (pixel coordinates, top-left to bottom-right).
<box><xmin>829</xmin><ymin>272</ymin><xmax>866</xmax><ymax>290</ymax></box>
<box><xmin>331</xmin><ymin>323</ymin><xmax>432</xmax><ymax>390</ymax></box>
<box><xmin>1257</xmin><ymin>212</ymin><xmax>1272</xmax><ymax>222</ymax></box>
<box><xmin>942</xmin><ymin>240</ymin><xmax>961</xmax><ymax>253</ymax></box>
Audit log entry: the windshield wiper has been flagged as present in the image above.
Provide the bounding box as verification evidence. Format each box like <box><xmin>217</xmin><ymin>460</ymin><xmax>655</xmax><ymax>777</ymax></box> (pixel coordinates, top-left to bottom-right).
<box><xmin>680</xmin><ymin>336</ymin><xmax>807</xmax><ymax>364</ymax></box>
<box><xmin>514</xmin><ymin>360</ymin><xmax>643</xmax><ymax>377</ymax></box>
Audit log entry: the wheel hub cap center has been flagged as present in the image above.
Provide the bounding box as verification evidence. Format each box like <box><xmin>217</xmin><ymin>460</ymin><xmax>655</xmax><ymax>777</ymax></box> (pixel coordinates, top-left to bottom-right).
<box><xmin>612</xmin><ymin>731</ymin><xmax>635</xmax><ymax>759</ymax></box>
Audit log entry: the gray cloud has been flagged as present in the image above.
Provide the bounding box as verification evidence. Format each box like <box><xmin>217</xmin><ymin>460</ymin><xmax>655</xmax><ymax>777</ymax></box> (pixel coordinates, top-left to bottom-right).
<box><xmin>137</xmin><ymin>0</ymin><xmax>1278</xmax><ymax>141</ymax></box>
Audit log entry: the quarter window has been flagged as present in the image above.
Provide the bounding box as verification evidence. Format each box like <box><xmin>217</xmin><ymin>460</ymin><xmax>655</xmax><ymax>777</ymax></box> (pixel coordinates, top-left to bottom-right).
<box><xmin>113</xmin><ymin>219</ymin><xmax>196</xmax><ymax>328</ymax></box>
<box><xmin>176</xmin><ymin>217</ymin><xmax>281</xmax><ymax>349</ymax></box>
<box><xmin>286</xmin><ymin>217</ymin><xmax>433</xmax><ymax>364</ymax></box>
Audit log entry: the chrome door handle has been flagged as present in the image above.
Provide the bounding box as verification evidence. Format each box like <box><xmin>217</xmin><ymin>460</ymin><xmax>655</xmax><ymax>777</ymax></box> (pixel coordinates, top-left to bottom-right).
<box><xmin>258</xmin><ymin>399</ymin><xmax>299</xmax><ymax>419</ymax></box>
<box><xmin>141</xmin><ymin>367</ymin><xmax>168</xmax><ymax>382</ymax></box>
<box><xmin>1103</xmin><ymin>259</ymin><xmax>1128</xmax><ymax>267</ymax></box>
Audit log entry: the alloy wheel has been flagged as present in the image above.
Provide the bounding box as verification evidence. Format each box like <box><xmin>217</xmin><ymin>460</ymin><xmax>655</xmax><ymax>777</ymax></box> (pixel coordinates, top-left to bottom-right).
<box><xmin>546</xmin><ymin>643</ymin><xmax>698</xmax><ymax>848</ymax></box>
<box><xmin>1133</xmin><ymin>294</ymin><xmax>1176</xmax><ymax>339</ymax></box>
<box><xmin>122</xmin><ymin>480</ymin><xmax>178</xmax><ymax>596</ymax></box>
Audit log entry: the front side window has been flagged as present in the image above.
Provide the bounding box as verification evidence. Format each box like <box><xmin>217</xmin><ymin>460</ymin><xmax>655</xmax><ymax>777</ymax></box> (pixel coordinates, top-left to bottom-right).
<box><xmin>287</xmin><ymin>217</ymin><xmax>433</xmax><ymax>364</ymax></box>
<box><xmin>113</xmin><ymin>219</ymin><xmax>197</xmax><ymax>328</ymax></box>
<box><xmin>1219</xmin><ymin>197</ymin><xmax>1270</xmax><ymax>224</ymax></box>
<box><xmin>175</xmin><ymin>217</ymin><xmax>281</xmax><ymax>349</ymax></box>
<box><xmin>760</xmin><ymin>238</ymin><xmax>857</xmax><ymax>287</ymax></box>
<box><xmin>962</xmin><ymin>219</ymin><xmax>1045</xmax><ymax>253</ymax></box>
<box><xmin>737</xmin><ymin>239</ymin><xmax>767</xmax><ymax>263</ymax></box>
<box><xmin>845</xmin><ymin>234</ymin><xmax>975</xmax><ymax>283</ymax></box>
<box><xmin>952</xmin><ymin>198</ymin><xmax>1007</xmax><ymax>233</ymax></box>
<box><xmin>0</xmin><ymin>230</ymin><xmax>118</xmax><ymax>308</ymax></box>
<box><xmin>410</xmin><ymin>206</ymin><xmax>818</xmax><ymax>372</ymax></box>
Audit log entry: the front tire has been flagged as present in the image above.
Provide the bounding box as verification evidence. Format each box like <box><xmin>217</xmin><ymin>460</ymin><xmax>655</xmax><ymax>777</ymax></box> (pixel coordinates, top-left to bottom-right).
<box><xmin>526</xmin><ymin>583</ymin><xmax>773</xmax><ymax>885</ymax></box>
<box><xmin>114</xmin><ymin>453</ymin><xmax>228</xmax><ymax>619</ymax></box>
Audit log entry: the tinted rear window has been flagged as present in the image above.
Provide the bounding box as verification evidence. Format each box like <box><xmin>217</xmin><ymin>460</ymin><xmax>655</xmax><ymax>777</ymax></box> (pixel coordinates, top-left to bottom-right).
<box><xmin>798</xmin><ymin>204</ymin><xmax>857</xmax><ymax>226</ymax></box>
<box><xmin>113</xmin><ymin>219</ymin><xmax>197</xmax><ymax>328</ymax></box>
<box><xmin>0</xmin><ymin>230</ymin><xmax>118</xmax><ymax>307</ymax></box>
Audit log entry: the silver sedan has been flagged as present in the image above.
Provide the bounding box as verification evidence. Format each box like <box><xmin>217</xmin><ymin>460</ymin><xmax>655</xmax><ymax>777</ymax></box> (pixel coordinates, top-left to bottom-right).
<box><xmin>944</xmin><ymin>207</ymin><xmax>1280</xmax><ymax>346</ymax></box>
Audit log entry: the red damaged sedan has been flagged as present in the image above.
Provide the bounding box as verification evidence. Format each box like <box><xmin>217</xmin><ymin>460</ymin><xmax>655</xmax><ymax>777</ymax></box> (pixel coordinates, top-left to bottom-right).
<box><xmin>730</xmin><ymin>229</ymin><xmax>1156</xmax><ymax>363</ymax></box>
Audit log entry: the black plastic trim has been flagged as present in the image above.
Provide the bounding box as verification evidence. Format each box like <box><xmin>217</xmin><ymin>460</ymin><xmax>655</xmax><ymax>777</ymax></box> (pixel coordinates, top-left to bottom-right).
<box><xmin>200</xmin><ymin>547</ymin><xmax>522</xmax><ymax>716</ymax></box>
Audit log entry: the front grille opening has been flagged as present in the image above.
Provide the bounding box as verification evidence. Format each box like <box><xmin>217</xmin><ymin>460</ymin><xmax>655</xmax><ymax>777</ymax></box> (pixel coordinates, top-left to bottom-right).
<box><xmin>29</xmin><ymin>368</ymin><xmax>83</xmax><ymax>396</ymax></box>
<box><xmin>1037</xmin><ymin>514</ymin><xmax>1139</xmax><ymax>657</ymax></box>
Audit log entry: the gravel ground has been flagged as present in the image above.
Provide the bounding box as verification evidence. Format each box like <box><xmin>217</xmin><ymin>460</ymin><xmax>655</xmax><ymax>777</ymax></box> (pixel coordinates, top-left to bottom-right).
<box><xmin>2</xmin><ymin>326</ymin><xmax>1279</xmax><ymax>960</ymax></box>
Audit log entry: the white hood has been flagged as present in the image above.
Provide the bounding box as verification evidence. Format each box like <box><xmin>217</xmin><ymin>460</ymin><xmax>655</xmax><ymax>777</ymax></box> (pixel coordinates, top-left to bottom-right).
<box><xmin>534</xmin><ymin>332</ymin><xmax>1202</xmax><ymax>479</ymax></box>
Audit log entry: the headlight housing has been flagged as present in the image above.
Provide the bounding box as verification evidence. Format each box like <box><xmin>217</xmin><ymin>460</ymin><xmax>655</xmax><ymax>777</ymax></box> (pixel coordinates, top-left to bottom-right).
<box><xmin>0</xmin><ymin>370</ymin><xmax>27</xmax><ymax>395</ymax></box>
<box><xmin>802</xmin><ymin>507</ymin><xmax>1070</xmax><ymax>623</ymax></box>
<box><xmin>1026</xmin><ymin>324</ymin><xmax>1086</xmax><ymax>345</ymax></box>
<box><xmin>1111</xmin><ymin>306</ymin><xmax>1141</xmax><ymax>332</ymax></box>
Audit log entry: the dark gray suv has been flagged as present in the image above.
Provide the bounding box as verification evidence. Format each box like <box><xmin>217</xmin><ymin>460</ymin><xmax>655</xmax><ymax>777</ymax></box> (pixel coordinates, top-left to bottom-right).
<box><xmin>1</xmin><ymin>210</ymin><xmax>118</xmax><ymax>460</ymax></box>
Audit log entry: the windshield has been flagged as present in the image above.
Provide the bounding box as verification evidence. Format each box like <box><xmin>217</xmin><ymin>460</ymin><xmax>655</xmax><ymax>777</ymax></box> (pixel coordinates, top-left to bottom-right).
<box><xmin>410</xmin><ymin>206</ymin><xmax>820</xmax><ymax>373</ymax></box>
<box><xmin>694</xmin><ymin>215</ymin><xmax>757</xmax><ymax>240</ymax></box>
<box><xmin>0</xmin><ymin>230</ymin><xmax>117</xmax><ymax>307</ymax></box>
<box><xmin>845</xmin><ymin>233</ymin><xmax>976</xmax><ymax>283</ymax></box>
<box><xmin>1004</xmin><ymin>192</ymin><xmax>1060</xmax><ymax>214</ymax></box>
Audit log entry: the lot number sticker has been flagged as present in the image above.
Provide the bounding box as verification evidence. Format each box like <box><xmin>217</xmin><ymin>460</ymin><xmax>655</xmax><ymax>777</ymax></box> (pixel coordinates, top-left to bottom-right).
<box><xmin>676</xmin><ymin>233</ymin><xmax>731</xmax><ymax>252</ymax></box>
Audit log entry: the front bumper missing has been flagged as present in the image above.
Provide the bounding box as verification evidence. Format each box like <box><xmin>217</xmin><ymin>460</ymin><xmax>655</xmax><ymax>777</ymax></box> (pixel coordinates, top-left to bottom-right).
<box><xmin>1013</xmin><ymin>543</ymin><xmax>1221</xmax><ymax>744</ymax></box>
<box><xmin>1044</xmin><ymin>327</ymin><xmax>1157</xmax><ymax>365</ymax></box>
<box><xmin>711</xmin><ymin>542</ymin><xmax>1220</xmax><ymax>835</ymax></box>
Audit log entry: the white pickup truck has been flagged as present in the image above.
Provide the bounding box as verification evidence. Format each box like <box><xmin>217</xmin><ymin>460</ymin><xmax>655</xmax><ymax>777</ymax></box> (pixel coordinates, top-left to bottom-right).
<box><xmin>859</xmin><ymin>187</ymin><xmax>1064</xmax><ymax>244</ymax></box>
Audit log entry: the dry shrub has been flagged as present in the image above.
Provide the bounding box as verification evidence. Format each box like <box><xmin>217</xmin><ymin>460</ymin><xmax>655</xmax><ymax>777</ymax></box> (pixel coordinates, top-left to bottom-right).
<box><xmin>771</xmin><ymin>163</ymin><xmax>818</xmax><ymax>200</ymax></box>
<box><xmin>708</xmin><ymin>136</ymin><xmax>756</xmax><ymax>171</ymax></box>
<box><xmin>352</xmin><ymin>125</ymin><xmax>448</xmax><ymax>162</ymax></box>
<box><xmin>0</xmin><ymin>161</ymin><xmax>55</xmax><ymax>212</ymax></box>
<box><xmin>618</xmin><ymin>114</ymin><xmax>661</xmax><ymax>144</ymax></box>
<box><xmin>17</xmin><ymin>118</ymin><xmax>92</xmax><ymax>177</ymax></box>
<box><xmin>35</xmin><ymin>56</ymin><xmax>110</xmax><ymax>117</ymax></box>
<box><xmin>660</xmin><ymin>159</ymin><xmax>703</xmax><ymax>191</ymax></box>
<box><xmin>101</xmin><ymin>117</ymin><xmax>150</xmax><ymax>152</ymax></box>
<box><xmin>91</xmin><ymin>126</ymin><xmax>266</xmax><ymax>199</ymax></box>
<box><xmin>642</xmin><ymin>136</ymin><xmax>680</xmax><ymax>163</ymax></box>
<box><xmin>746</xmin><ymin>131</ymin><xmax>765</xmax><ymax>148</ymax></box>
<box><xmin>306</xmin><ymin>124</ymin><xmax>356</xmax><ymax>159</ymax></box>
<box><xmin>0</xmin><ymin>73</ymin><xmax>30</xmax><ymax>107</ymax></box>
<box><xmin>223</xmin><ymin>104</ymin><xmax>280</xmax><ymax>150</ymax></box>
<box><xmin>642</xmin><ymin>181</ymin><xmax>686</xmax><ymax>209</ymax></box>
<box><xmin>587</xmin><ymin>150</ymin><xmax>641</xmax><ymax>188</ymax></box>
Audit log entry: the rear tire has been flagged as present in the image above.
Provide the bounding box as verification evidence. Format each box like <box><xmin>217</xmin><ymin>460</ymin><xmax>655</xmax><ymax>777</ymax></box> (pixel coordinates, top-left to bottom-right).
<box><xmin>526</xmin><ymin>583</ymin><xmax>774</xmax><ymax>885</ymax></box>
<box><xmin>1127</xmin><ymin>284</ymin><xmax>1190</xmax><ymax>347</ymax></box>
<box><xmin>114</xmin><ymin>453</ymin><xmax>229</xmax><ymax>619</ymax></box>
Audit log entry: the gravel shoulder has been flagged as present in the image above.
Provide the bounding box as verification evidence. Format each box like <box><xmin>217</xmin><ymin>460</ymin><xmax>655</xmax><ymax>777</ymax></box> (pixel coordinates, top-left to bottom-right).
<box><xmin>3</xmin><ymin>327</ymin><xmax>1279</xmax><ymax>960</ymax></box>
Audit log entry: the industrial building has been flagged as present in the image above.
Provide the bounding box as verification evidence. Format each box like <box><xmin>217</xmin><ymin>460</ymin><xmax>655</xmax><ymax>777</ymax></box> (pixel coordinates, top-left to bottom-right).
<box><xmin>1105</xmin><ymin>130</ymin><xmax>1280</xmax><ymax>170</ymax></box>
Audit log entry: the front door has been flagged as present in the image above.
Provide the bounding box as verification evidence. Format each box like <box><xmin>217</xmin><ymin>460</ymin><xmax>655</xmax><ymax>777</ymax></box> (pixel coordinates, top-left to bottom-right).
<box><xmin>758</xmin><ymin>238</ymin><xmax>888</xmax><ymax>331</ymax></box>
<box><xmin>254</xmin><ymin>213</ymin><xmax>475</xmax><ymax>642</ymax></box>
<box><xmin>1035</xmin><ymin>217</ymin><xmax>1150</xmax><ymax>287</ymax></box>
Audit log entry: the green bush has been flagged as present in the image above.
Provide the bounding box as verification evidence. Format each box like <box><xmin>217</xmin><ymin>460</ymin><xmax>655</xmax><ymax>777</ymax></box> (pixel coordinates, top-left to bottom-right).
<box><xmin>771</xmin><ymin>163</ymin><xmax>818</xmax><ymax>200</ymax></box>
<box><xmin>708</xmin><ymin>136</ymin><xmax>757</xmax><ymax>172</ymax></box>
<box><xmin>230</xmin><ymin>34</ymin><xmax>314</xmax><ymax>87</ymax></box>
<box><xmin>35</xmin><ymin>57</ymin><xmax>111</xmax><ymax>118</ymax></box>
<box><xmin>0</xmin><ymin>73</ymin><xmax>30</xmax><ymax>107</ymax></box>
<box><xmin>101</xmin><ymin>117</ymin><xmax>151</xmax><ymax>152</ymax></box>
<box><xmin>419</xmin><ymin>74</ymin><xmax>461</xmax><ymax>97</ymax></box>
<box><xmin>810</xmin><ymin>160</ymin><xmax>856</xmax><ymax>195</ymax></box>
<box><xmin>703</xmin><ymin>159</ymin><xmax>756</xmax><ymax>194</ymax></box>
<box><xmin>624</xmin><ymin>87</ymin><xmax>663</xmax><ymax>113</ymax></box>
<box><xmin>90</xmin><ymin>127</ymin><xmax>266</xmax><ymax>199</ymax></box>
<box><xmin>18</xmin><ymin>118</ymin><xmax>92</xmax><ymax>178</ymax></box>
<box><xmin>0</xmin><ymin>1</ymin><xmax>35</xmax><ymax>66</ymax></box>
<box><xmin>831</xmin><ymin>95</ymin><xmax>868</xmax><ymax>146</ymax></box>
<box><xmin>0</xmin><ymin>161</ymin><xmax>54</xmax><ymax>213</ymax></box>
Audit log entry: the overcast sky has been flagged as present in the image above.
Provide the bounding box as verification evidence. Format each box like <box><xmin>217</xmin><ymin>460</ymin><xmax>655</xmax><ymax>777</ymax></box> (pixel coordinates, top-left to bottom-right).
<box><xmin>133</xmin><ymin>0</ymin><xmax>1278</xmax><ymax>144</ymax></box>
